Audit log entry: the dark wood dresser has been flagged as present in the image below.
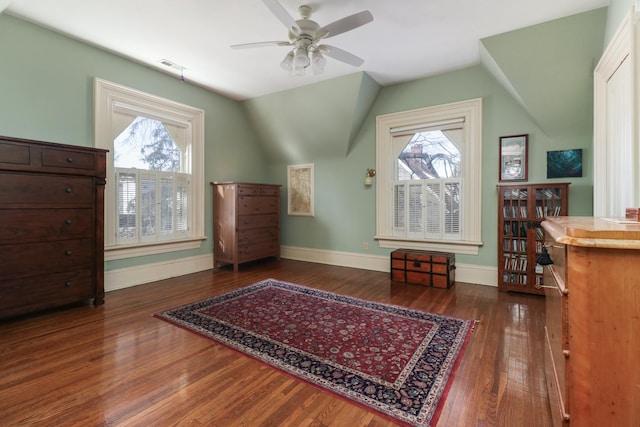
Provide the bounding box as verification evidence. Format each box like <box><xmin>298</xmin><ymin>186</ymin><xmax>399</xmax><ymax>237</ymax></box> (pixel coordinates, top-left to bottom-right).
<box><xmin>211</xmin><ymin>182</ymin><xmax>281</xmax><ymax>272</ymax></box>
<box><xmin>541</xmin><ymin>216</ymin><xmax>640</xmax><ymax>427</ymax></box>
<box><xmin>0</xmin><ymin>136</ymin><xmax>107</xmax><ymax>319</ymax></box>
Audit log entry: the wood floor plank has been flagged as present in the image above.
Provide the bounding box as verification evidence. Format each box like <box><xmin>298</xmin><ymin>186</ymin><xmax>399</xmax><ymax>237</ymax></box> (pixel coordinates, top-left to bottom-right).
<box><xmin>0</xmin><ymin>259</ymin><xmax>552</xmax><ymax>426</ymax></box>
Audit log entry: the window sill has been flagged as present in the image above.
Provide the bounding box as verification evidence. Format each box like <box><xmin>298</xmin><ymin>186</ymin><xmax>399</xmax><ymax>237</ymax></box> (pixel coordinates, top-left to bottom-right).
<box><xmin>105</xmin><ymin>236</ymin><xmax>207</xmax><ymax>261</ymax></box>
<box><xmin>376</xmin><ymin>236</ymin><xmax>481</xmax><ymax>255</ymax></box>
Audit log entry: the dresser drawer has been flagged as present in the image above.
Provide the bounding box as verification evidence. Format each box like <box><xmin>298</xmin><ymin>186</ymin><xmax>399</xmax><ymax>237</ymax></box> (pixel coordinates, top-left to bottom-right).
<box><xmin>238</xmin><ymin>196</ymin><xmax>279</xmax><ymax>215</ymax></box>
<box><xmin>238</xmin><ymin>227</ymin><xmax>278</xmax><ymax>245</ymax></box>
<box><xmin>41</xmin><ymin>147</ymin><xmax>96</xmax><ymax>171</ymax></box>
<box><xmin>237</xmin><ymin>184</ymin><xmax>261</xmax><ymax>196</ymax></box>
<box><xmin>0</xmin><ymin>208</ymin><xmax>93</xmax><ymax>243</ymax></box>
<box><xmin>0</xmin><ymin>173</ymin><xmax>94</xmax><ymax>206</ymax></box>
<box><xmin>0</xmin><ymin>269</ymin><xmax>94</xmax><ymax>317</ymax></box>
<box><xmin>0</xmin><ymin>140</ymin><xmax>30</xmax><ymax>166</ymax></box>
<box><xmin>0</xmin><ymin>239</ymin><xmax>93</xmax><ymax>280</ymax></box>
<box><xmin>238</xmin><ymin>213</ymin><xmax>279</xmax><ymax>230</ymax></box>
<box><xmin>238</xmin><ymin>240</ymin><xmax>279</xmax><ymax>262</ymax></box>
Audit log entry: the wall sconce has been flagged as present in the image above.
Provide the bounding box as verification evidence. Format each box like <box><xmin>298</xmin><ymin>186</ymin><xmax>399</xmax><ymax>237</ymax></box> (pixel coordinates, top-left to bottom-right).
<box><xmin>364</xmin><ymin>168</ymin><xmax>376</xmax><ymax>186</ymax></box>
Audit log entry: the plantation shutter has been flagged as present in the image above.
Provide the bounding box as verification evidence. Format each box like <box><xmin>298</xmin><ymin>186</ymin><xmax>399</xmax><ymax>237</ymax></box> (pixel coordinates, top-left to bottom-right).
<box><xmin>116</xmin><ymin>168</ymin><xmax>190</xmax><ymax>244</ymax></box>
<box><xmin>392</xmin><ymin>180</ymin><xmax>462</xmax><ymax>240</ymax></box>
<box><xmin>139</xmin><ymin>171</ymin><xmax>157</xmax><ymax>240</ymax></box>
<box><xmin>175</xmin><ymin>173</ymin><xmax>189</xmax><ymax>233</ymax></box>
<box><xmin>393</xmin><ymin>184</ymin><xmax>405</xmax><ymax>235</ymax></box>
<box><xmin>407</xmin><ymin>183</ymin><xmax>423</xmax><ymax>237</ymax></box>
<box><xmin>116</xmin><ymin>170</ymin><xmax>137</xmax><ymax>244</ymax></box>
<box><xmin>424</xmin><ymin>182</ymin><xmax>442</xmax><ymax>238</ymax></box>
<box><xmin>444</xmin><ymin>181</ymin><xmax>461</xmax><ymax>238</ymax></box>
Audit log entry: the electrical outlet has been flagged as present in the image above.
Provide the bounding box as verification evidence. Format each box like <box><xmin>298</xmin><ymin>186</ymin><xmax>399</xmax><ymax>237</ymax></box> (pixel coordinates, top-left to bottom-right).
<box><xmin>362</xmin><ymin>242</ymin><xmax>368</xmax><ymax>251</ymax></box>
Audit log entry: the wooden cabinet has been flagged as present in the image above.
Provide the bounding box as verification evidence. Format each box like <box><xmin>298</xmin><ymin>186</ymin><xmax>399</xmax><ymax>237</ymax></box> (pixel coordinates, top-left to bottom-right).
<box><xmin>497</xmin><ymin>182</ymin><xmax>569</xmax><ymax>294</ymax></box>
<box><xmin>211</xmin><ymin>182</ymin><xmax>281</xmax><ymax>272</ymax></box>
<box><xmin>542</xmin><ymin>216</ymin><xmax>640</xmax><ymax>427</ymax></box>
<box><xmin>0</xmin><ymin>136</ymin><xmax>107</xmax><ymax>319</ymax></box>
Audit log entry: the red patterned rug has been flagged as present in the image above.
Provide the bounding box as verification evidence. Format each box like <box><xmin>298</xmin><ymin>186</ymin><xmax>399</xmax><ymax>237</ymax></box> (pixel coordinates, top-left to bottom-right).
<box><xmin>155</xmin><ymin>279</ymin><xmax>476</xmax><ymax>426</ymax></box>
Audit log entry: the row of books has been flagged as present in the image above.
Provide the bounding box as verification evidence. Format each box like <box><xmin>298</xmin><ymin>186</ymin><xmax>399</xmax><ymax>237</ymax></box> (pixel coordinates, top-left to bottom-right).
<box><xmin>503</xmin><ymin>205</ymin><xmax>528</xmax><ymax>218</ymax></box>
<box><xmin>504</xmin><ymin>254</ymin><xmax>528</xmax><ymax>272</ymax></box>
<box><xmin>502</xmin><ymin>188</ymin><xmax>528</xmax><ymax>199</ymax></box>
<box><xmin>502</xmin><ymin>272</ymin><xmax>528</xmax><ymax>285</ymax></box>
<box><xmin>502</xmin><ymin>188</ymin><xmax>562</xmax><ymax>200</ymax></box>
<box><xmin>535</xmin><ymin>189</ymin><xmax>561</xmax><ymax>200</ymax></box>
<box><xmin>502</xmin><ymin>273</ymin><xmax>545</xmax><ymax>286</ymax></box>
<box><xmin>503</xmin><ymin>204</ymin><xmax>563</xmax><ymax>218</ymax></box>
<box><xmin>504</xmin><ymin>255</ymin><xmax>549</xmax><ymax>271</ymax></box>
<box><xmin>535</xmin><ymin>205</ymin><xmax>563</xmax><ymax>217</ymax></box>
<box><xmin>503</xmin><ymin>238</ymin><xmax>528</xmax><ymax>252</ymax></box>
<box><xmin>503</xmin><ymin>222</ymin><xmax>528</xmax><ymax>237</ymax></box>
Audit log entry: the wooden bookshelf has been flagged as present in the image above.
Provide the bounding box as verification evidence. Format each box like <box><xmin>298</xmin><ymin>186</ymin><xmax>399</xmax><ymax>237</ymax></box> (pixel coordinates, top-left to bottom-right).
<box><xmin>497</xmin><ymin>182</ymin><xmax>569</xmax><ymax>294</ymax></box>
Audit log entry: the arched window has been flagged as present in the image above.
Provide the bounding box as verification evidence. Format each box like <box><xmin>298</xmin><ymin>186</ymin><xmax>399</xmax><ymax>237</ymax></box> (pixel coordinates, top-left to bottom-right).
<box><xmin>376</xmin><ymin>98</ymin><xmax>483</xmax><ymax>255</ymax></box>
<box><xmin>94</xmin><ymin>79</ymin><xmax>205</xmax><ymax>260</ymax></box>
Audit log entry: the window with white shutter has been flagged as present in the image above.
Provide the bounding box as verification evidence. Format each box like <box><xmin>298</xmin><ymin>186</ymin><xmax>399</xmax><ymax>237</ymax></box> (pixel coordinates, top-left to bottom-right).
<box><xmin>94</xmin><ymin>78</ymin><xmax>205</xmax><ymax>260</ymax></box>
<box><xmin>376</xmin><ymin>99</ymin><xmax>482</xmax><ymax>255</ymax></box>
<box><xmin>114</xmin><ymin>117</ymin><xmax>190</xmax><ymax>245</ymax></box>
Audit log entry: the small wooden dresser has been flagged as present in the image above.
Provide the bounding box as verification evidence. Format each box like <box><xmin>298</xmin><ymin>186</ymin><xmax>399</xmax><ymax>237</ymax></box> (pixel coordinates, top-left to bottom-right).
<box><xmin>541</xmin><ymin>216</ymin><xmax>640</xmax><ymax>427</ymax></box>
<box><xmin>0</xmin><ymin>136</ymin><xmax>107</xmax><ymax>319</ymax></box>
<box><xmin>211</xmin><ymin>182</ymin><xmax>281</xmax><ymax>272</ymax></box>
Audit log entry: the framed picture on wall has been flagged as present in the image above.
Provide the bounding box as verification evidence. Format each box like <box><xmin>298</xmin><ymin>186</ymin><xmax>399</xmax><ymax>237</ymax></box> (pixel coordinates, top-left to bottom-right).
<box><xmin>547</xmin><ymin>149</ymin><xmax>583</xmax><ymax>178</ymax></box>
<box><xmin>287</xmin><ymin>163</ymin><xmax>314</xmax><ymax>216</ymax></box>
<box><xmin>499</xmin><ymin>134</ymin><xmax>528</xmax><ymax>182</ymax></box>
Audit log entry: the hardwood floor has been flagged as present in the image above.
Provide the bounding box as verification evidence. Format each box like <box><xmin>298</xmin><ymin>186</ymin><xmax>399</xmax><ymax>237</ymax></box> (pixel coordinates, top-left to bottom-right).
<box><xmin>0</xmin><ymin>259</ymin><xmax>552</xmax><ymax>426</ymax></box>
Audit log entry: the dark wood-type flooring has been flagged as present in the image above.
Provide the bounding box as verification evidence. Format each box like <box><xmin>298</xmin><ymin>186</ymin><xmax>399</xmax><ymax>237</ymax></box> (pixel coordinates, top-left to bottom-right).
<box><xmin>0</xmin><ymin>259</ymin><xmax>552</xmax><ymax>426</ymax></box>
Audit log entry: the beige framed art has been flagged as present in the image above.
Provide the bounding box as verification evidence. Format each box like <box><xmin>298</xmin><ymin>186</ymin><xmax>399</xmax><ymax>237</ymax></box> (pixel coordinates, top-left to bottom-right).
<box><xmin>287</xmin><ymin>164</ymin><xmax>314</xmax><ymax>216</ymax></box>
<box><xmin>499</xmin><ymin>134</ymin><xmax>528</xmax><ymax>182</ymax></box>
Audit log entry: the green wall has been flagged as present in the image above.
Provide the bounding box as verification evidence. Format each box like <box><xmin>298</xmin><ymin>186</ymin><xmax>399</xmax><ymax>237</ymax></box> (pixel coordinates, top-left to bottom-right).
<box><xmin>0</xmin><ymin>14</ymin><xmax>268</xmax><ymax>271</ymax></box>
<box><xmin>270</xmin><ymin>65</ymin><xmax>593</xmax><ymax>268</ymax></box>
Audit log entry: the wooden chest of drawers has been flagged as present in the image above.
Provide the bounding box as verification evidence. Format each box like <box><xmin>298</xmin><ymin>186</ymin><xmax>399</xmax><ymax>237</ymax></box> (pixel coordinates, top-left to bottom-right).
<box><xmin>542</xmin><ymin>217</ymin><xmax>640</xmax><ymax>427</ymax></box>
<box><xmin>211</xmin><ymin>182</ymin><xmax>281</xmax><ymax>272</ymax></box>
<box><xmin>390</xmin><ymin>249</ymin><xmax>455</xmax><ymax>288</ymax></box>
<box><xmin>0</xmin><ymin>136</ymin><xmax>107</xmax><ymax>319</ymax></box>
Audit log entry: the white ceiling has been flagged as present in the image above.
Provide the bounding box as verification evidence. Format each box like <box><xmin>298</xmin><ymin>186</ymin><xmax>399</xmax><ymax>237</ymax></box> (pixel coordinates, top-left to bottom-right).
<box><xmin>4</xmin><ymin>0</ymin><xmax>610</xmax><ymax>101</ymax></box>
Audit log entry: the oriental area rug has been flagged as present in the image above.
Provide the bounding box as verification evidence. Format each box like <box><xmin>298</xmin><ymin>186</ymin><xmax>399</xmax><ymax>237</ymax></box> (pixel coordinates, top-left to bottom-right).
<box><xmin>155</xmin><ymin>279</ymin><xmax>476</xmax><ymax>427</ymax></box>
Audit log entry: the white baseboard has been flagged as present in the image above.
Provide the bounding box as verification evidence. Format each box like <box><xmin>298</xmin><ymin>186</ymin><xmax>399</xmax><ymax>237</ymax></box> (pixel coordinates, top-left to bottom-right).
<box><xmin>105</xmin><ymin>247</ymin><xmax>498</xmax><ymax>292</ymax></box>
<box><xmin>105</xmin><ymin>254</ymin><xmax>213</xmax><ymax>292</ymax></box>
<box><xmin>281</xmin><ymin>245</ymin><xmax>497</xmax><ymax>287</ymax></box>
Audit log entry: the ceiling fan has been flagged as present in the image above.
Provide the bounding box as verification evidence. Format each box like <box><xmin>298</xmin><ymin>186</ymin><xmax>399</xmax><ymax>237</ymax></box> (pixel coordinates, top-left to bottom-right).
<box><xmin>231</xmin><ymin>0</ymin><xmax>373</xmax><ymax>76</ymax></box>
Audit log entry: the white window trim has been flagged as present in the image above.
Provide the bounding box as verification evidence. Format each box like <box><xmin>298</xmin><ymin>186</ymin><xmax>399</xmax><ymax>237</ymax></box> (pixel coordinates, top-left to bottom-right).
<box><xmin>94</xmin><ymin>78</ymin><xmax>206</xmax><ymax>260</ymax></box>
<box><xmin>375</xmin><ymin>98</ymin><xmax>483</xmax><ymax>255</ymax></box>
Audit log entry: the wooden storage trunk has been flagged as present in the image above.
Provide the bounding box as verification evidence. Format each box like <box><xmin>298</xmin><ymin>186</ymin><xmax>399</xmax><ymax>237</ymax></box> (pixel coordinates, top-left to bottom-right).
<box><xmin>625</xmin><ymin>208</ymin><xmax>640</xmax><ymax>221</ymax></box>
<box><xmin>390</xmin><ymin>249</ymin><xmax>455</xmax><ymax>288</ymax></box>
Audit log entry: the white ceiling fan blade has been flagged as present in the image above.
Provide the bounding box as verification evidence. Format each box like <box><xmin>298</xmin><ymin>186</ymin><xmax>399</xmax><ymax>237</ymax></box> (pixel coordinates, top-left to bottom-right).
<box><xmin>319</xmin><ymin>45</ymin><xmax>365</xmax><ymax>67</ymax></box>
<box><xmin>262</xmin><ymin>0</ymin><xmax>300</xmax><ymax>32</ymax></box>
<box><xmin>231</xmin><ymin>41</ymin><xmax>291</xmax><ymax>49</ymax></box>
<box><xmin>318</xmin><ymin>10</ymin><xmax>373</xmax><ymax>39</ymax></box>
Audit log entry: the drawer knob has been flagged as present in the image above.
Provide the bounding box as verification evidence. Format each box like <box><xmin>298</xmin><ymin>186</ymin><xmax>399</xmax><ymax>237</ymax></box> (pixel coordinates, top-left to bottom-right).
<box><xmin>65</xmin><ymin>281</ymin><xmax>72</xmax><ymax>288</ymax></box>
<box><xmin>65</xmin><ymin>219</ymin><xmax>72</xmax><ymax>225</ymax></box>
<box><xmin>65</xmin><ymin>250</ymin><xmax>73</xmax><ymax>256</ymax></box>
<box><xmin>65</xmin><ymin>187</ymin><xmax>73</xmax><ymax>193</ymax></box>
<box><xmin>67</xmin><ymin>157</ymin><xmax>74</xmax><ymax>163</ymax></box>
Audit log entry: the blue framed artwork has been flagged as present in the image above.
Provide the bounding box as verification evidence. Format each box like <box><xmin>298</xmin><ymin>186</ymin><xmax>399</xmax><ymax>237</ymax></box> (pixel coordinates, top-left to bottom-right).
<box><xmin>547</xmin><ymin>149</ymin><xmax>582</xmax><ymax>178</ymax></box>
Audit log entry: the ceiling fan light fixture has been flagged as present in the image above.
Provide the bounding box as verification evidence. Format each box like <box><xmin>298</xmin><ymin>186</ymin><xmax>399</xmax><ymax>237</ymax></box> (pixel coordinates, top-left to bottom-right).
<box><xmin>293</xmin><ymin>47</ymin><xmax>310</xmax><ymax>68</ymax></box>
<box><xmin>311</xmin><ymin>50</ymin><xmax>326</xmax><ymax>75</ymax></box>
<box><xmin>280</xmin><ymin>51</ymin><xmax>294</xmax><ymax>71</ymax></box>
